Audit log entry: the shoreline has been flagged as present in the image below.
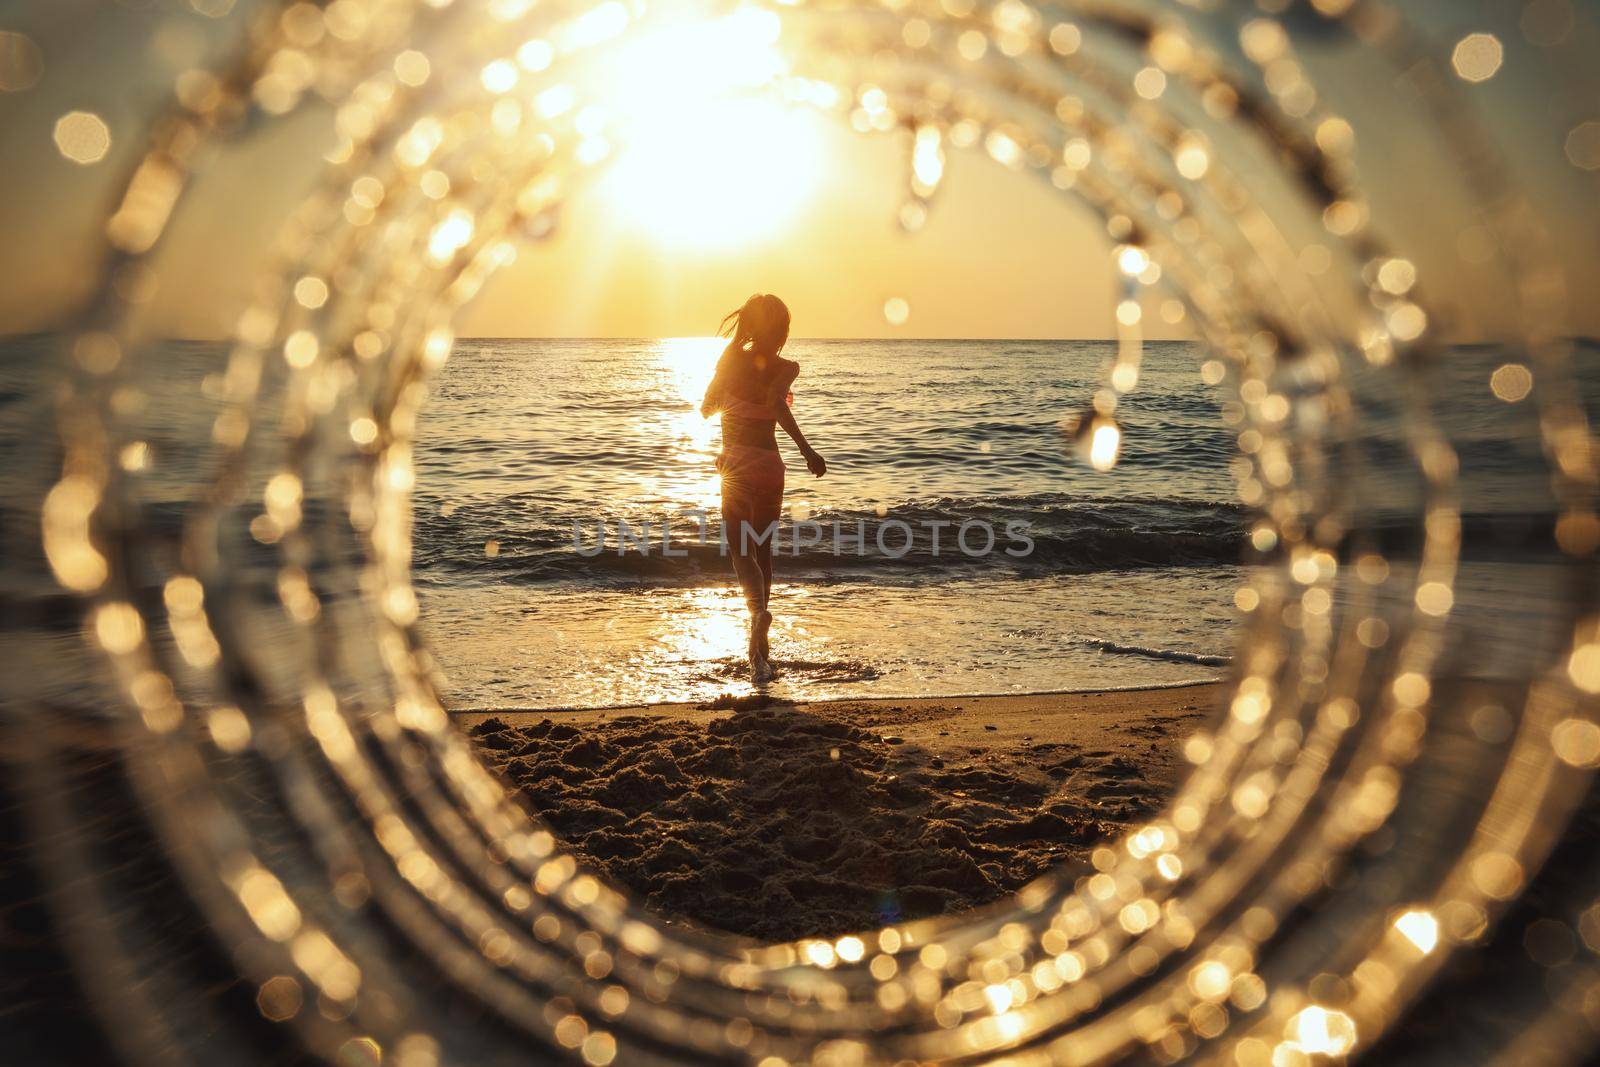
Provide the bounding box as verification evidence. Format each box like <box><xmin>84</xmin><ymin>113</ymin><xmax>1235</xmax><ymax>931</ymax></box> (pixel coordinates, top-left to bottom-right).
<box><xmin>446</xmin><ymin>677</ymin><xmax>1224</xmax><ymax>720</ymax></box>
<box><xmin>464</xmin><ymin>682</ymin><xmax>1221</xmax><ymax>941</ymax></box>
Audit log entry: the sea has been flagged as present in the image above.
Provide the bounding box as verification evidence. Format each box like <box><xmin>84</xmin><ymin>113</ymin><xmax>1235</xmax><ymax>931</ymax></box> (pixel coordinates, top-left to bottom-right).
<box><xmin>2</xmin><ymin>335</ymin><xmax>1590</xmax><ymax>712</ymax></box>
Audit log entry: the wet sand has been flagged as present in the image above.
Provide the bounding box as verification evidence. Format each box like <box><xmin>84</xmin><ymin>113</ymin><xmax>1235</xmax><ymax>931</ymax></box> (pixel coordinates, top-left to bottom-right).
<box><xmin>458</xmin><ymin>683</ymin><xmax>1219</xmax><ymax>942</ymax></box>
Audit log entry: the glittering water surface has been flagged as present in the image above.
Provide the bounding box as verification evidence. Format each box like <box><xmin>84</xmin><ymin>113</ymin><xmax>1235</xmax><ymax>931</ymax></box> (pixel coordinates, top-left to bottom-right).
<box><xmin>3</xmin><ymin>334</ymin><xmax>1585</xmax><ymax>711</ymax></box>
<box><xmin>3</xmin><ymin>334</ymin><xmax>1587</xmax><ymax>711</ymax></box>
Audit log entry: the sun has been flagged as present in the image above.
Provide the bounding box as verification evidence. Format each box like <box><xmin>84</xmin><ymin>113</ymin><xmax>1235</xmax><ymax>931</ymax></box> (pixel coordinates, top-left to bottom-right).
<box><xmin>599</xmin><ymin>98</ymin><xmax>824</xmax><ymax>251</ymax></box>
<box><xmin>587</xmin><ymin>7</ymin><xmax>827</xmax><ymax>251</ymax></box>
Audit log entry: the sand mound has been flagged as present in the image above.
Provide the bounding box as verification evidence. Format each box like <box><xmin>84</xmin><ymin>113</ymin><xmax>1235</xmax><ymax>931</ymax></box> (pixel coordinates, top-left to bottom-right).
<box><xmin>470</xmin><ymin>704</ymin><xmax>1169</xmax><ymax>941</ymax></box>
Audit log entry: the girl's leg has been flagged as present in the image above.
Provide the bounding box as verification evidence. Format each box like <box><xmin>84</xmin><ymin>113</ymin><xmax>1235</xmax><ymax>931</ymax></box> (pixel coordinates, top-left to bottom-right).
<box><xmin>754</xmin><ymin>520</ymin><xmax>775</xmax><ymax>609</ymax></box>
<box><xmin>751</xmin><ymin>498</ymin><xmax>781</xmax><ymax>661</ymax></box>
<box><xmin>723</xmin><ymin>505</ymin><xmax>766</xmax><ymax>614</ymax></box>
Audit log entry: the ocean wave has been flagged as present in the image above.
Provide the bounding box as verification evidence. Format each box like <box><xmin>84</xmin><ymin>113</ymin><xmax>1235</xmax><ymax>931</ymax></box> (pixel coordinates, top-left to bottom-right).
<box><xmin>695</xmin><ymin>656</ymin><xmax>885</xmax><ymax>685</ymax></box>
<box><xmin>1080</xmin><ymin>640</ymin><xmax>1231</xmax><ymax>667</ymax></box>
<box><xmin>410</xmin><ymin>494</ymin><xmax>1250</xmax><ymax>587</ymax></box>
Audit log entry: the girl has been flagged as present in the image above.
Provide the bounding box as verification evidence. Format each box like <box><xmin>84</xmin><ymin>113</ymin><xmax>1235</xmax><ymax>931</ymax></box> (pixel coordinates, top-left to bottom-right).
<box><xmin>701</xmin><ymin>293</ymin><xmax>826</xmax><ymax>681</ymax></box>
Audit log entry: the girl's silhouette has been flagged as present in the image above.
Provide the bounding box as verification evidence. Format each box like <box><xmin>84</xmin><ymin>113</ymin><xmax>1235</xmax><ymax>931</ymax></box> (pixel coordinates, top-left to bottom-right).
<box><xmin>701</xmin><ymin>293</ymin><xmax>826</xmax><ymax>680</ymax></box>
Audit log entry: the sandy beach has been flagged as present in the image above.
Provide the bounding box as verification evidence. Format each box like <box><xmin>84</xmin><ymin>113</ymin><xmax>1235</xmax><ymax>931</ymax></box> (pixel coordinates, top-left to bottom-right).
<box><xmin>459</xmin><ymin>682</ymin><xmax>1218</xmax><ymax>942</ymax></box>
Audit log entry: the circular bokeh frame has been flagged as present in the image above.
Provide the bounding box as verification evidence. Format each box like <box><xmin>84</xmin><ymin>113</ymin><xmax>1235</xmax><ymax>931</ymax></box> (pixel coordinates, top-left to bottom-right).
<box><xmin>20</xmin><ymin>0</ymin><xmax>1600</xmax><ymax>1064</ymax></box>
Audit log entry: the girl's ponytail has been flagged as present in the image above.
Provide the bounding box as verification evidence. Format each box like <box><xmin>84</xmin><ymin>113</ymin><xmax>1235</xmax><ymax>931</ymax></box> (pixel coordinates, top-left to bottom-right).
<box><xmin>718</xmin><ymin>293</ymin><xmax>791</xmax><ymax>364</ymax></box>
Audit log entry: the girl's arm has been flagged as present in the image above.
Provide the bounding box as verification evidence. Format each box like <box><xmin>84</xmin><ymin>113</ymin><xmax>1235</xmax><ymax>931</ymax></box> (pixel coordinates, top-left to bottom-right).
<box><xmin>774</xmin><ymin>375</ymin><xmax>826</xmax><ymax>476</ymax></box>
<box><xmin>700</xmin><ymin>372</ymin><xmax>723</xmax><ymax>418</ymax></box>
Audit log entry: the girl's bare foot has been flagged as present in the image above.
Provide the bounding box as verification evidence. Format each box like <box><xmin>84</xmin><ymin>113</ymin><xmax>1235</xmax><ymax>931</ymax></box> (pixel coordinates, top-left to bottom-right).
<box><xmin>754</xmin><ymin>609</ymin><xmax>773</xmax><ymax>661</ymax></box>
<box><xmin>749</xmin><ymin>610</ymin><xmax>775</xmax><ymax>682</ymax></box>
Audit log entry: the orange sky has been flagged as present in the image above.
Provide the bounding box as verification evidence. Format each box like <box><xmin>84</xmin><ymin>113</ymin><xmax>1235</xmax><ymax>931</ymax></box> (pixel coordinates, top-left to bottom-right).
<box><xmin>456</xmin><ymin>121</ymin><xmax>1137</xmax><ymax>340</ymax></box>
<box><xmin>0</xmin><ymin>1</ymin><xmax>1596</xmax><ymax>342</ymax></box>
<box><xmin>0</xmin><ymin>87</ymin><xmax>1143</xmax><ymax>340</ymax></box>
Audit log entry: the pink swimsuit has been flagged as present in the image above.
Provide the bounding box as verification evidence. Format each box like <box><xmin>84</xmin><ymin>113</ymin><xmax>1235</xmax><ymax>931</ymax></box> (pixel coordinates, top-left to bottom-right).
<box><xmin>716</xmin><ymin>395</ymin><xmax>788</xmax><ymax>523</ymax></box>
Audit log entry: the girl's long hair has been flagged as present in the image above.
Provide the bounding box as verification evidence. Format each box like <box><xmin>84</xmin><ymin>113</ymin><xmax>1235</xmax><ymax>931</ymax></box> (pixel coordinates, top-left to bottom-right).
<box><xmin>718</xmin><ymin>293</ymin><xmax>791</xmax><ymax>367</ymax></box>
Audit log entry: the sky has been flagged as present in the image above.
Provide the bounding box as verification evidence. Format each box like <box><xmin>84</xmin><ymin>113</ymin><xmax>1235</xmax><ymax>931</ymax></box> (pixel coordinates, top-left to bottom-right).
<box><xmin>461</xmin><ymin>124</ymin><xmax>1130</xmax><ymax>340</ymax></box>
<box><xmin>0</xmin><ymin>0</ymin><xmax>1595</xmax><ymax>341</ymax></box>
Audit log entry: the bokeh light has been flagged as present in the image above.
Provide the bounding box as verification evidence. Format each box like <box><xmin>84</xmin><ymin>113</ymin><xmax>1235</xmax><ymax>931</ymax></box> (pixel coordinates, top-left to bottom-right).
<box><xmin>51</xmin><ymin>109</ymin><xmax>110</xmax><ymax>164</ymax></box>
<box><xmin>1566</xmin><ymin>120</ymin><xmax>1600</xmax><ymax>171</ymax></box>
<box><xmin>0</xmin><ymin>30</ymin><xmax>43</xmax><ymax>91</ymax></box>
<box><xmin>1452</xmin><ymin>32</ymin><xmax>1504</xmax><ymax>83</ymax></box>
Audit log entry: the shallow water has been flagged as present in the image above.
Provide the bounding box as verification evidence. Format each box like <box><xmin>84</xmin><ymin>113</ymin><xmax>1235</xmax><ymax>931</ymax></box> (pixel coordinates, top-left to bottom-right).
<box><xmin>425</xmin><ymin>569</ymin><xmax>1243</xmax><ymax>709</ymax></box>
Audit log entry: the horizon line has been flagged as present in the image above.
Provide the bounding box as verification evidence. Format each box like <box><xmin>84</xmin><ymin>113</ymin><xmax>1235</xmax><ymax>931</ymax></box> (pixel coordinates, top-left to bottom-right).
<box><xmin>0</xmin><ymin>329</ymin><xmax>1188</xmax><ymax>344</ymax></box>
<box><xmin>3</xmin><ymin>330</ymin><xmax>1590</xmax><ymax>345</ymax></box>
<box><xmin>459</xmin><ymin>334</ymin><xmax>1195</xmax><ymax>343</ymax></box>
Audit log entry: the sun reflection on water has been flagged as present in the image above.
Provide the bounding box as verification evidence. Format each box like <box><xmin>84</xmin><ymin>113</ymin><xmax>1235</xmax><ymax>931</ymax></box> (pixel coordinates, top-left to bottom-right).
<box><xmin>657</xmin><ymin>586</ymin><xmax>748</xmax><ymax>664</ymax></box>
<box><xmin>654</xmin><ymin>335</ymin><xmax>725</xmax><ymax>510</ymax></box>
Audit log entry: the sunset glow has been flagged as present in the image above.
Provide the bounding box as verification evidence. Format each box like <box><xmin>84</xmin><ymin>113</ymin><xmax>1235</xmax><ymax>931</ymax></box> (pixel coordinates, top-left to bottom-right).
<box><xmin>590</xmin><ymin>8</ymin><xmax>825</xmax><ymax>250</ymax></box>
<box><xmin>599</xmin><ymin>98</ymin><xmax>824</xmax><ymax>250</ymax></box>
